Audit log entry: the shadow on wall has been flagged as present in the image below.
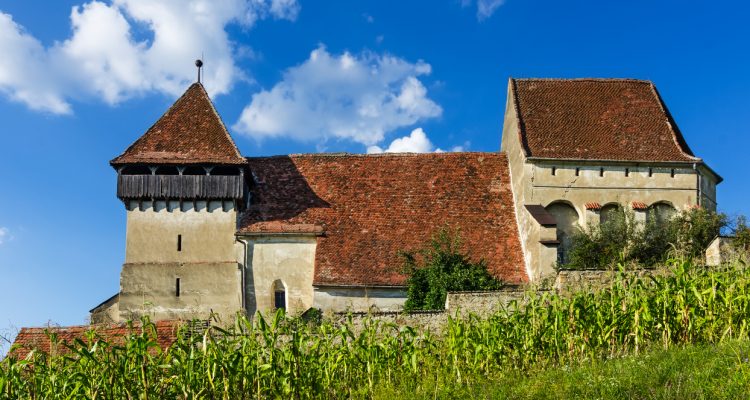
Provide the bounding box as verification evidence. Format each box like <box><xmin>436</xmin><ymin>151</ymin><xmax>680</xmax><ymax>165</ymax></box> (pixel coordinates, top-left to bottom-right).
<box><xmin>240</xmin><ymin>156</ymin><xmax>330</xmax><ymax>226</ymax></box>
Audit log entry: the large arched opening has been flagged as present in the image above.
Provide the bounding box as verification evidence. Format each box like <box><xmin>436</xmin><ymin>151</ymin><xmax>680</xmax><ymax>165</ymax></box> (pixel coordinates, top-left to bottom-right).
<box><xmin>545</xmin><ymin>201</ymin><xmax>580</xmax><ymax>265</ymax></box>
<box><xmin>600</xmin><ymin>203</ymin><xmax>621</xmax><ymax>225</ymax></box>
<box><xmin>647</xmin><ymin>201</ymin><xmax>677</xmax><ymax>226</ymax></box>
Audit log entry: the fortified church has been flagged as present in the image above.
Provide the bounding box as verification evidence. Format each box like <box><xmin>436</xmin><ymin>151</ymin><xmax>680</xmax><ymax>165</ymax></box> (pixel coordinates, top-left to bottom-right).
<box><xmin>87</xmin><ymin>76</ymin><xmax>720</xmax><ymax>323</ymax></box>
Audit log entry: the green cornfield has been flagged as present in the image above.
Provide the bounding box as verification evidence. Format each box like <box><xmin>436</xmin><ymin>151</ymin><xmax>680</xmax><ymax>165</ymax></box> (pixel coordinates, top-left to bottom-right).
<box><xmin>3</xmin><ymin>259</ymin><xmax>750</xmax><ymax>399</ymax></box>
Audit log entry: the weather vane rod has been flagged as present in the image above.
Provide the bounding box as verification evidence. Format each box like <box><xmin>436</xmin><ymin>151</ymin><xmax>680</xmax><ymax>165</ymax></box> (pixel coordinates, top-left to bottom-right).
<box><xmin>195</xmin><ymin>59</ymin><xmax>203</xmax><ymax>83</ymax></box>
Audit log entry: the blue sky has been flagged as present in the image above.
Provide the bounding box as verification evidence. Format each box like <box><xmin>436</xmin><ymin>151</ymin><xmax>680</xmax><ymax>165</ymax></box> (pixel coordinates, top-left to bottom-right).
<box><xmin>1</xmin><ymin>0</ymin><xmax>749</xmax><ymax>349</ymax></box>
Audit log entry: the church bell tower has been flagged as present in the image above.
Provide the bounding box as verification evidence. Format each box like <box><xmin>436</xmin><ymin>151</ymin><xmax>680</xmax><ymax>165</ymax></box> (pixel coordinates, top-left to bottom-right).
<box><xmin>109</xmin><ymin>62</ymin><xmax>248</xmax><ymax>322</ymax></box>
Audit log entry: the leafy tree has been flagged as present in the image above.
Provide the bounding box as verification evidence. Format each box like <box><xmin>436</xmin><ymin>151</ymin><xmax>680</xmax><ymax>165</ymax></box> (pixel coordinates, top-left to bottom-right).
<box><xmin>401</xmin><ymin>228</ymin><xmax>503</xmax><ymax>310</ymax></box>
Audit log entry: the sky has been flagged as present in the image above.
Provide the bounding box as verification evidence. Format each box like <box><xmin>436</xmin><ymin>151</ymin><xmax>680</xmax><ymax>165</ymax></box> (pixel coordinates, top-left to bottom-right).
<box><xmin>1</xmin><ymin>0</ymin><xmax>749</xmax><ymax>350</ymax></box>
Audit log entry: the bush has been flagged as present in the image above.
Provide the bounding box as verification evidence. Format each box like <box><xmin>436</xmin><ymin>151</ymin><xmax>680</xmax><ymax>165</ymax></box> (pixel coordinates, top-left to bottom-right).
<box><xmin>564</xmin><ymin>207</ymin><xmax>727</xmax><ymax>270</ymax></box>
<box><xmin>401</xmin><ymin>228</ymin><xmax>503</xmax><ymax>310</ymax></box>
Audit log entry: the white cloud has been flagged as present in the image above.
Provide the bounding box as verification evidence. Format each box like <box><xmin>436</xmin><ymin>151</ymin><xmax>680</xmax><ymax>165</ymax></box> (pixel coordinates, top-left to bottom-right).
<box><xmin>0</xmin><ymin>0</ymin><xmax>299</xmax><ymax>113</ymax></box>
<box><xmin>367</xmin><ymin>128</ymin><xmax>434</xmax><ymax>153</ymax></box>
<box><xmin>0</xmin><ymin>227</ymin><xmax>8</xmax><ymax>245</ymax></box>
<box><xmin>234</xmin><ymin>45</ymin><xmax>442</xmax><ymax>146</ymax></box>
<box><xmin>366</xmin><ymin>128</ymin><xmax>467</xmax><ymax>154</ymax></box>
<box><xmin>461</xmin><ymin>0</ymin><xmax>506</xmax><ymax>20</ymax></box>
<box><xmin>0</xmin><ymin>13</ymin><xmax>70</xmax><ymax>113</ymax></box>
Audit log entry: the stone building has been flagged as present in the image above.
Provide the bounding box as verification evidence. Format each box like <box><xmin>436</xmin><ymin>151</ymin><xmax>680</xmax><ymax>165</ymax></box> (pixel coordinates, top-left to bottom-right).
<box><xmin>89</xmin><ymin>77</ymin><xmax>720</xmax><ymax>323</ymax></box>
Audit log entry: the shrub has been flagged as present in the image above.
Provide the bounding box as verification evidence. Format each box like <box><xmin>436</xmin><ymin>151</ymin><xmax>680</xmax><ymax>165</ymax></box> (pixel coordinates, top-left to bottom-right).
<box><xmin>401</xmin><ymin>228</ymin><xmax>502</xmax><ymax>310</ymax></box>
<box><xmin>564</xmin><ymin>207</ymin><xmax>727</xmax><ymax>270</ymax></box>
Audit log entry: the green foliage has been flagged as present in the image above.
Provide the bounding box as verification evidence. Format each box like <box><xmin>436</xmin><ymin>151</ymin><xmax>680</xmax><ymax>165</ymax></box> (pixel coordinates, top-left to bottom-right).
<box><xmin>401</xmin><ymin>228</ymin><xmax>503</xmax><ymax>310</ymax></box>
<box><xmin>670</xmin><ymin>207</ymin><xmax>728</xmax><ymax>260</ymax></box>
<box><xmin>6</xmin><ymin>261</ymin><xmax>750</xmax><ymax>398</ymax></box>
<box><xmin>565</xmin><ymin>207</ymin><xmax>727</xmax><ymax>270</ymax></box>
<box><xmin>729</xmin><ymin>216</ymin><xmax>750</xmax><ymax>255</ymax></box>
<box><xmin>374</xmin><ymin>340</ymin><xmax>750</xmax><ymax>399</ymax></box>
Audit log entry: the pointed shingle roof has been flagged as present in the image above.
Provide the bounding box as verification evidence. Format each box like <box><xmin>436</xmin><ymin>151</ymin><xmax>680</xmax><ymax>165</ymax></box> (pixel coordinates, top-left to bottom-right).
<box><xmin>111</xmin><ymin>83</ymin><xmax>246</xmax><ymax>166</ymax></box>
<box><xmin>510</xmin><ymin>78</ymin><xmax>700</xmax><ymax>163</ymax></box>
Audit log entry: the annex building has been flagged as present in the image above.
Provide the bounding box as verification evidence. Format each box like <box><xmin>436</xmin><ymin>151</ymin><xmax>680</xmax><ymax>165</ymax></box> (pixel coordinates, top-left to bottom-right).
<box><xmin>85</xmin><ymin>78</ymin><xmax>720</xmax><ymax>323</ymax></box>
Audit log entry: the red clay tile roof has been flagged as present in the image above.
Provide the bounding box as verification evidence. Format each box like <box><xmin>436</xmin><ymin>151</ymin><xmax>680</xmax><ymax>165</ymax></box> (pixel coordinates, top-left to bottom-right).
<box><xmin>631</xmin><ymin>201</ymin><xmax>648</xmax><ymax>210</ymax></box>
<box><xmin>585</xmin><ymin>202</ymin><xmax>602</xmax><ymax>210</ymax></box>
<box><xmin>238</xmin><ymin>152</ymin><xmax>528</xmax><ymax>286</ymax></box>
<box><xmin>9</xmin><ymin>321</ymin><xmax>181</xmax><ymax>359</ymax></box>
<box><xmin>510</xmin><ymin>78</ymin><xmax>700</xmax><ymax>163</ymax></box>
<box><xmin>111</xmin><ymin>83</ymin><xmax>246</xmax><ymax>166</ymax></box>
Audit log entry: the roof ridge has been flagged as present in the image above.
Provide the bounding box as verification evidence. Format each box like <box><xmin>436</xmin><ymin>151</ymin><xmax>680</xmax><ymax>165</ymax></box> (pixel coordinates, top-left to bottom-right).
<box><xmin>511</xmin><ymin>77</ymin><xmax>654</xmax><ymax>84</ymax></box>
<box><xmin>244</xmin><ymin>151</ymin><xmax>504</xmax><ymax>160</ymax></box>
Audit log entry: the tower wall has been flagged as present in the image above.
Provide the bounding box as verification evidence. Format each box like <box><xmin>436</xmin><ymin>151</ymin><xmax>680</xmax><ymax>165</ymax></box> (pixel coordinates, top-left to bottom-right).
<box><xmin>118</xmin><ymin>200</ymin><xmax>243</xmax><ymax>322</ymax></box>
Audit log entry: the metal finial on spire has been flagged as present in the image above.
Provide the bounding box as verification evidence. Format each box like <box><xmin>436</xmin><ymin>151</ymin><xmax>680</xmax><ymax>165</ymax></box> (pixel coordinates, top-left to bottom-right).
<box><xmin>195</xmin><ymin>59</ymin><xmax>203</xmax><ymax>83</ymax></box>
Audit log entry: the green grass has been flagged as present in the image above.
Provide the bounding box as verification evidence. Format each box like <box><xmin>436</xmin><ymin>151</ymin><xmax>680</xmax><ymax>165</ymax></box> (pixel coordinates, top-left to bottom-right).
<box><xmin>375</xmin><ymin>340</ymin><xmax>750</xmax><ymax>399</ymax></box>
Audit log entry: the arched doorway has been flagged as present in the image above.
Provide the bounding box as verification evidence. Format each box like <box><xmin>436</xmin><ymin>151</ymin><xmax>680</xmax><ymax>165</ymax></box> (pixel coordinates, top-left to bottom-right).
<box><xmin>273</xmin><ymin>280</ymin><xmax>286</xmax><ymax>311</ymax></box>
<box><xmin>648</xmin><ymin>202</ymin><xmax>676</xmax><ymax>225</ymax></box>
<box><xmin>600</xmin><ymin>203</ymin><xmax>621</xmax><ymax>225</ymax></box>
<box><xmin>545</xmin><ymin>202</ymin><xmax>580</xmax><ymax>265</ymax></box>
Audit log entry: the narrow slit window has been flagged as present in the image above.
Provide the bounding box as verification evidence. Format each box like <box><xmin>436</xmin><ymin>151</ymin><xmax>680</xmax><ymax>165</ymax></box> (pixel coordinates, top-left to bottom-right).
<box><xmin>177</xmin><ymin>234</ymin><xmax>182</xmax><ymax>251</ymax></box>
<box><xmin>551</xmin><ymin>166</ymin><xmax>556</xmax><ymax>176</ymax></box>
<box><xmin>599</xmin><ymin>167</ymin><xmax>604</xmax><ymax>177</ymax></box>
<box><xmin>648</xmin><ymin>168</ymin><xmax>653</xmax><ymax>177</ymax></box>
<box><xmin>625</xmin><ymin>168</ymin><xmax>630</xmax><ymax>177</ymax></box>
<box><xmin>671</xmin><ymin>169</ymin><xmax>676</xmax><ymax>178</ymax></box>
<box><xmin>575</xmin><ymin>167</ymin><xmax>580</xmax><ymax>176</ymax></box>
<box><xmin>176</xmin><ymin>278</ymin><xmax>180</xmax><ymax>297</ymax></box>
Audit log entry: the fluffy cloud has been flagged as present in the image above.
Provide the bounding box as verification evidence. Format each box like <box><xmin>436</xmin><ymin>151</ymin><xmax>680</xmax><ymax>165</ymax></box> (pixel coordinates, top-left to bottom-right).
<box><xmin>0</xmin><ymin>0</ymin><xmax>299</xmax><ymax>113</ymax></box>
<box><xmin>366</xmin><ymin>128</ymin><xmax>466</xmax><ymax>154</ymax></box>
<box><xmin>461</xmin><ymin>0</ymin><xmax>506</xmax><ymax>20</ymax></box>
<box><xmin>0</xmin><ymin>227</ymin><xmax>8</xmax><ymax>245</ymax></box>
<box><xmin>233</xmin><ymin>45</ymin><xmax>442</xmax><ymax>146</ymax></box>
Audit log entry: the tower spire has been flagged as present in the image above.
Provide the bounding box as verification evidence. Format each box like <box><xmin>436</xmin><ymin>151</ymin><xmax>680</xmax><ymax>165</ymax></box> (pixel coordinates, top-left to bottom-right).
<box><xmin>195</xmin><ymin>59</ymin><xmax>203</xmax><ymax>83</ymax></box>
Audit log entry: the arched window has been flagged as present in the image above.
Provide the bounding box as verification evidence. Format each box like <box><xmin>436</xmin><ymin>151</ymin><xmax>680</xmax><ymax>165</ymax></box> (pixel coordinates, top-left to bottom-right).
<box><xmin>648</xmin><ymin>202</ymin><xmax>676</xmax><ymax>225</ymax></box>
<box><xmin>600</xmin><ymin>203</ymin><xmax>621</xmax><ymax>225</ymax></box>
<box><xmin>545</xmin><ymin>202</ymin><xmax>579</xmax><ymax>265</ymax></box>
<box><xmin>273</xmin><ymin>280</ymin><xmax>286</xmax><ymax>311</ymax></box>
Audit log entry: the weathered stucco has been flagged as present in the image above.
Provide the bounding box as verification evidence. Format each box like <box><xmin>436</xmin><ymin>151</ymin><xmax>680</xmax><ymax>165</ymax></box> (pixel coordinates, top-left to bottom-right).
<box><xmin>500</xmin><ymin>83</ymin><xmax>719</xmax><ymax>282</ymax></box>
<box><xmin>118</xmin><ymin>200</ymin><xmax>243</xmax><ymax>322</ymax></box>
<box><xmin>243</xmin><ymin>236</ymin><xmax>317</xmax><ymax>315</ymax></box>
<box><xmin>313</xmin><ymin>286</ymin><xmax>407</xmax><ymax>312</ymax></box>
